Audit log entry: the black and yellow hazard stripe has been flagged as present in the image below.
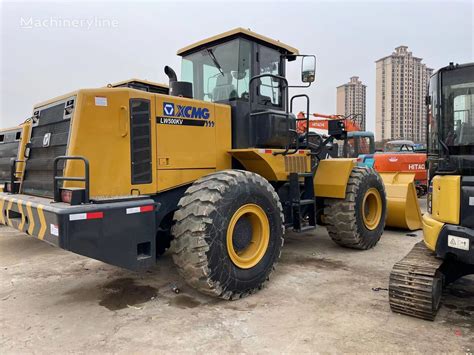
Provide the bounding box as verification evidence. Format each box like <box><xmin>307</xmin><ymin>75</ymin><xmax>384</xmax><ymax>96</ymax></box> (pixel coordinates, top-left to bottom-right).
<box><xmin>0</xmin><ymin>195</ymin><xmax>48</xmax><ymax>240</ymax></box>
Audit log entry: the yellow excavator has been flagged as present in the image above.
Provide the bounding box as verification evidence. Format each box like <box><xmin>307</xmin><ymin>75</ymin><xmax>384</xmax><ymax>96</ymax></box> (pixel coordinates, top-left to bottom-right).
<box><xmin>0</xmin><ymin>28</ymin><xmax>416</xmax><ymax>299</ymax></box>
<box><xmin>389</xmin><ymin>62</ymin><xmax>474</xmax><ymax>320</ymax></box>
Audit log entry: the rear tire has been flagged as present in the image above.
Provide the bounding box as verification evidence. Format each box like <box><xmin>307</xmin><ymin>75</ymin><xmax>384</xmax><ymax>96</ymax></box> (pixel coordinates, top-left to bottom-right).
<box><xmin>171</xmin><ymin>170</ymin><xmax>284</xmax><ymax>299</ymax></box>
<box><xmin>324</xmin><ymin>167</ymin><xmax>386</xmax><ymax>250</ymax></box>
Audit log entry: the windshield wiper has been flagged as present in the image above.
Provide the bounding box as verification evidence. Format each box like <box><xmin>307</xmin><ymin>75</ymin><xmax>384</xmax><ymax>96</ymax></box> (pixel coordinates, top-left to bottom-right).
<box><xmin>439</xmin><ymin>137</ymin><xmax>451</xmax><ymax>160</ymax></box>
<box><xmin>436</xmin><ymin>136</ymin><xmax>459</xmax><ymax>173</ymax></box>
<box><xmin>206</xmin><ymin>49</ymin><xmax>224</xmax><ymax>76</ymax></box>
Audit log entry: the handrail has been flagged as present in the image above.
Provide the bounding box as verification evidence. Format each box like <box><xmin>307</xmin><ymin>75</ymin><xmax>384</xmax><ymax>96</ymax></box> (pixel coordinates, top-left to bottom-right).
<box><xmin>8</xmin><ymin>159</ymin><xmax>25</xmax><ymax>194</ymax></box>
<box><xmin>247</xmin><ymin>75</ymin><xmax>314</xmax><ymax>157</ymax></box>
<box><xmin>248</xmin><ymin>73</ymin><xmax>289</xmax><ymax>113</ymax></box>
<box><xmin>53</xmin><ymin>156</ymin><xmax>90</xmax><ymax>203</ymax></box>
<box><xmin>248</xmin><ymin>73</ymin><xmax>295</xmax><ymax>156</ymax></box>
<box><xmin>289</xmin><ymin>94</ymin><xmax>310</xmax><ymax>154</ymax></box>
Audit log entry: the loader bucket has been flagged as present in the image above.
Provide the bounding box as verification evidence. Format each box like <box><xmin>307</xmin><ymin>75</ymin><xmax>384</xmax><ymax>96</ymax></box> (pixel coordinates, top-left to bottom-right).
<box><xmin>379</xmin><ymin>172</ymin><xmax>422</xmax><ymax>230</ymax></box>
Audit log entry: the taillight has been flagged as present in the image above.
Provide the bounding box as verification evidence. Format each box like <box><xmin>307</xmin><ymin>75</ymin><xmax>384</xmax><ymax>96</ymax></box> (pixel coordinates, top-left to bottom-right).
<box><xmin>61</xmin><ymin>189</ymin><xmax>73</xmax><ymax>204</ymax></box>
<box><xmin>59</xmin><ymin>188</ymin><xmax>85</xmax><ymax>205</ymax></box>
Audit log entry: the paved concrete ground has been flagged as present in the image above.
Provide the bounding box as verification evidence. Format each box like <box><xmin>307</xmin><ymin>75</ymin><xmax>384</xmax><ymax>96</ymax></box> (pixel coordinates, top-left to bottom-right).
<box><xmin>0</xmin><ymin>200</ymin><xmax>473</xmax><ymax>353</ymax></box>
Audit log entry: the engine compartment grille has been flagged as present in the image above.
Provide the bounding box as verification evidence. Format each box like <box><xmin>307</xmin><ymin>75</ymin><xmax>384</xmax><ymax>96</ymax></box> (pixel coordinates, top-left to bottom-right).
<box><xmin>22</xmin><ymin>98</ymin><xmax>74</xmax><ymax>197</ymax></box>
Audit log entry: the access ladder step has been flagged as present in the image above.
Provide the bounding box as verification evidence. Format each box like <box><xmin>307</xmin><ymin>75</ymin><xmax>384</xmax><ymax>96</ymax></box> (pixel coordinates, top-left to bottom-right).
<box><xmin>297</xmin><ymin>172</ymin><xmax>314</xmax><ymax>178</ymax></box>
<box><xmin>294</xmin><ymin>225</ymin><xmax>316</xmax><ymax>233</ymax></box>
<box><xmin>293</xmin><ymin>199</ymin><xmax>316</xmax><ymax>206</ymax></box>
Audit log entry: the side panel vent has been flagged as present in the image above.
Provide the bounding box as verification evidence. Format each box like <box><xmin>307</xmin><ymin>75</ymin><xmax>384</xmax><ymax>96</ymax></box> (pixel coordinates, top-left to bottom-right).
<box><xmin>284</xmin><ymin>156</ymin><xmax>308</xmax><ymax>173</ymax></box>
<box><xmin>130</xmin><ymin>99</ymin><xmax>152</xmax><ymax>185</ymax></box>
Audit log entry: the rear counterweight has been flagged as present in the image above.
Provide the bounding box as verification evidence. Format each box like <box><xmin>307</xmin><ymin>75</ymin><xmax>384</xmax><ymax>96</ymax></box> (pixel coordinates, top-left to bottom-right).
<box><xmin>0</xmin><ymin>193</ymin><xmax>157</xmax><ymax>270</ymax></box>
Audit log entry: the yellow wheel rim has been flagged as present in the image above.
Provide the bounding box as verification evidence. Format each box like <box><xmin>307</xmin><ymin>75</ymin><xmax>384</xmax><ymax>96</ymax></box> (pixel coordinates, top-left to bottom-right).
<box><xmin>226</xmin><ymin>204</ymin><xmax>270</xmax><ymax>269</ymax></box>
<box><xmin>362</xmin><ymin>188</ymin><xmax>382</xmax><ymax>230</ymax></box>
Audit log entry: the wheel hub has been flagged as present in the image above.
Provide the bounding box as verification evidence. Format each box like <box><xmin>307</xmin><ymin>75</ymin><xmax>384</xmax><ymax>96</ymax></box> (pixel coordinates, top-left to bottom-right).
<box><xmin>226</xmin><ymin>204</ymin><xmax>270</xmax><ymax>269</ymax></box>
<box><xmin>362</xmin><ymin>188</ymin><xmax>382</xmax><ymax>230</ymax></box>
<box><xmin>232</xmin><ymin>216</ymin><xmax>253</xmax><ymax>252</ymax></box>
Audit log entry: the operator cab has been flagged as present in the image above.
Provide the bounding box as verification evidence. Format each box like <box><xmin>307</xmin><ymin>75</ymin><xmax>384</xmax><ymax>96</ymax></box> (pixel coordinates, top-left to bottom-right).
<box><xmin>427</xmin><ymin>62</ymin><xmax>474</xmax><ymax>174</ymax></box>
<box><xmin>342</xmin><ymin>131</ymin><xmax>375</xmax><ymax>158</ymax></box>
<box><xmin>177</xmin><ymin>28</ymin><xmax>294</xmax><ymax>107</ymax></box>
<box><xmin>173</xmin><ymin>28</ymin><xmax>316</xmax><ymax>149</ymax></box>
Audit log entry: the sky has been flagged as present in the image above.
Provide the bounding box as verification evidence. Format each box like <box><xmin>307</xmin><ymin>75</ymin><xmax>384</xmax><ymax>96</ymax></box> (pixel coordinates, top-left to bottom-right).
<box><xmin>1</xmin><ymin>0</ymin><xmax>473</xmax><ymax>133</ymax></box>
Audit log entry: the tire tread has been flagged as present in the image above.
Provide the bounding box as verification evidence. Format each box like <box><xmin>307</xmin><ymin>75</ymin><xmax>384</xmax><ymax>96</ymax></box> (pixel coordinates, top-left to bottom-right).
<box><xmin>324</xmin><ymin>167</ymin><xmax>386</xmax><ymax>250</ymax></box>
<box><xmin>171</xmin><ymin>170</ymin><xmax>284</xmax><ymax>299</ymax></box>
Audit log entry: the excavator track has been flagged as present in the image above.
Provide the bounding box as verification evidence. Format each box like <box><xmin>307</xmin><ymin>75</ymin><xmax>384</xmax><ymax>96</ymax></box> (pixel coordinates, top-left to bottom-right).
<box><xmin>389</xmin><ymin>241</ymin><xmax>444</xmax><ymax>320</ymax></box>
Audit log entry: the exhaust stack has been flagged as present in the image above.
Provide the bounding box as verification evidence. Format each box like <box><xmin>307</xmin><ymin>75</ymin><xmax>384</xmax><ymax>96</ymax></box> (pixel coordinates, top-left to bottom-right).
<box><xmin>164</xmin><ymin>66</ymin><xmax>193</xmax><ymax>99</ymax></box>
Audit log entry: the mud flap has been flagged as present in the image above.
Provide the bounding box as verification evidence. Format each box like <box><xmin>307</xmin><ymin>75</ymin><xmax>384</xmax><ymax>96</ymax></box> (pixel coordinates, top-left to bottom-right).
<box><xmin>380</xmin><ymin>172</ymin><xmax>422</xmax><ymax>230</ymax></box>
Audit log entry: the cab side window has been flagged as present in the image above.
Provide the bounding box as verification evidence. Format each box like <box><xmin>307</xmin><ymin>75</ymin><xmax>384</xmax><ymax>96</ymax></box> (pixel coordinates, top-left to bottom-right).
<box><xmin>257</xmin><ymin>45</ymin><xmax>282</xmax><ymax>107</ymax></box>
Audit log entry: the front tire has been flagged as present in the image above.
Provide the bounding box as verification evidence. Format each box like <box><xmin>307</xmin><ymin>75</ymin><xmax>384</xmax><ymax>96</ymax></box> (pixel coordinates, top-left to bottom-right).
<box><xmin>324</xmin><ymin>167</ymin><xmax>386</xmax><ymax>249</ymax></box>
<box><xmin>171</xmin><ymin>170</ymin><xmax>284</xmax><ymax>299</ymax></box>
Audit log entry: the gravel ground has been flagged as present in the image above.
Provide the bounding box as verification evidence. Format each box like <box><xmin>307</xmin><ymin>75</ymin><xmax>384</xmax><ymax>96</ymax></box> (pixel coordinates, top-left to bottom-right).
<box><xmin>0</xmin><ymin>199</ymin><xmax>473</xmax><ymax>353</ymax></box>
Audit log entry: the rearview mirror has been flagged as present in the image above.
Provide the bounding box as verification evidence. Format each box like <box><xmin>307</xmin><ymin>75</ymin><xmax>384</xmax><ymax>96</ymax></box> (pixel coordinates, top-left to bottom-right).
<box><xmin>302</xmin><ymin>56</ymin><xmax>316</xmax><ymax>83</ymax></box>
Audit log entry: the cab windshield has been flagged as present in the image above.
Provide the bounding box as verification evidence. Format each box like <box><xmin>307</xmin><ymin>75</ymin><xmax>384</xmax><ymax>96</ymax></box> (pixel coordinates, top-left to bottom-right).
<box><xmin>429</xmin><ymin>65</ymin><xmax>474</xmax><ymax>155</ymax></box>
<box><xmin>181</xmin><ymin>39</ymin><xmax>251</xmax><ymax>103</ymax></box>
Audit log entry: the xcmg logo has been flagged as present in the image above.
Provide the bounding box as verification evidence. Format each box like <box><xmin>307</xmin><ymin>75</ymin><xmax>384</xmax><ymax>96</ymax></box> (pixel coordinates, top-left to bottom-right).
<box><xmin>163</xmin><ymin>102</ymin><xmax>210</xmax><ymax>119</ymax></box>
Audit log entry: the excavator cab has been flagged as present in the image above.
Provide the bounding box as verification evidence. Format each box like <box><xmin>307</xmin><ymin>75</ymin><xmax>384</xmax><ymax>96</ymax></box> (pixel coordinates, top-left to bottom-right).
<box><xmin>389</xmin><ymin>62</ymin><xmax>474</xmax><ymax>320</ymax></box>
<box><xmin>341</xmin><ymin>131</ymin><xmax>375</xmax><ymax>158</ymax></box>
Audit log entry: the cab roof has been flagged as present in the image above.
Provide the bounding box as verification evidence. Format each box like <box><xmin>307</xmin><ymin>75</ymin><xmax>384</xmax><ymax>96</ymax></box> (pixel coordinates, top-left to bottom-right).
<box><xmin>387</xmin><ymin>140</ymin><xmax>415</xmax><ymax>146</ymax></box>
<box><xmin>177</xmin><ymin>27</ymin><xmax>300</xmax><ymax>56</ymax></box>
<box><xmin>431</xmin><ymin>61</ymin><xmax>474</xmax><ymax>78</ymax></box>
<box><xmin>347</xmin><ymin>131</ymin><xmax>374</xmax><ymax>138</ymax></box>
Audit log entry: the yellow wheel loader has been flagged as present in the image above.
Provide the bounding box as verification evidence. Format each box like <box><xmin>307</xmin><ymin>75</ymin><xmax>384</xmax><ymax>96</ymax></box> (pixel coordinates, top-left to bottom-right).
<box><xmin>389</xmin><ymin>62</ymin><xmax>474</xmax><ymax>320</ymax></box>
<box><xmin>1</xmin><ymin>28</ymin><xmax>388</xmax><ymax>299</ymax></box>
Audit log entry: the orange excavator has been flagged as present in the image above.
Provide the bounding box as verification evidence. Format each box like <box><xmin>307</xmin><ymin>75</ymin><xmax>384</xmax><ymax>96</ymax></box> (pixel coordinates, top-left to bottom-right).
<box><xmin>371</xmin><ymin>140</ymin><xmax>428</xmax><ymax>197</ymax></box>
<box><xmin>297</xmin><ymin>112</ymin><xmax>373</xmax><ymax>158</ymax></box>
<box><xmin>296</xmin><ymin>112</ymin><xmax>362</xmax><ymax>134</ymax></box>
<box><xmin>297</xmin><ymin>113</ymin><xmax>427</xmax><ymax>195</ymax></box>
